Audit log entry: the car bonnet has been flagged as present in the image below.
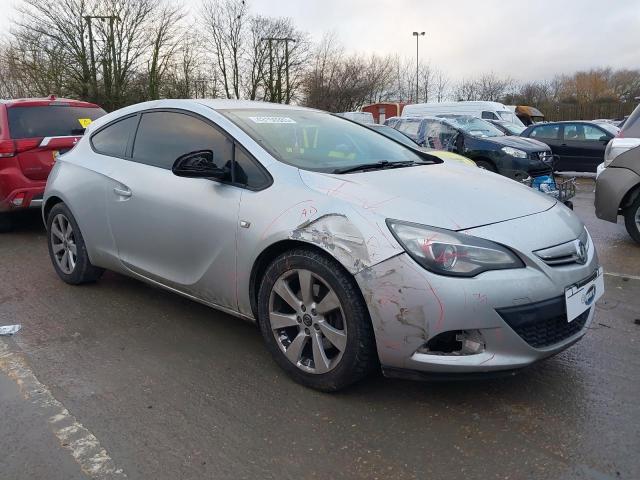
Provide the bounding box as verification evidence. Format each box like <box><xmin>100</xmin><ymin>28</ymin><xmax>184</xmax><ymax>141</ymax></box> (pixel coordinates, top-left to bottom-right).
<box><xmin>299</xmin><ymin>162</ymin><xmax>556</xmax><ymax>231</ymax></box>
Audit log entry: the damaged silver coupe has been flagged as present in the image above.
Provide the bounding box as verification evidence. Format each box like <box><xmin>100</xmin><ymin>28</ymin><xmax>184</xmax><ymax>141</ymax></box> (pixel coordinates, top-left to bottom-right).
<box><xmin>43</xmin><ymin>100</ymin><xmax>604</xmax><ymax>391</ymax></box>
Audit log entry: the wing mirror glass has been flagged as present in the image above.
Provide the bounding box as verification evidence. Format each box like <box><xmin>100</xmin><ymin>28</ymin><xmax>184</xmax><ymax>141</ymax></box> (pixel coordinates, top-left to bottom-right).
<box><xmin>172</xmin><ymin>150</ymin><xmax>229</xmax><ymax>179</ymax></box>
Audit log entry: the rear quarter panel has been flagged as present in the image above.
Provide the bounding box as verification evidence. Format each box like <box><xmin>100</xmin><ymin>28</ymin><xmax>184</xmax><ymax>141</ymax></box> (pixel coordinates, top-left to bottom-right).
<box><xmin>44</xmin><ymin>147</ymin><xmax>119</xmax><ymax>270</ymax></box>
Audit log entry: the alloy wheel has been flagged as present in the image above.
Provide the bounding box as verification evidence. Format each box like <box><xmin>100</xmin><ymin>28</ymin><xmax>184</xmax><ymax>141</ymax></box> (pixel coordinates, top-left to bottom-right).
<box><xmin>269</xmin><ymin>269</ymin><xmax>347</xmax><ymax>374</ymax></box>
<box><xmin>50</xmin><ymin>213</ymin><xmax>77</xmax><ymax>274</ymax></box>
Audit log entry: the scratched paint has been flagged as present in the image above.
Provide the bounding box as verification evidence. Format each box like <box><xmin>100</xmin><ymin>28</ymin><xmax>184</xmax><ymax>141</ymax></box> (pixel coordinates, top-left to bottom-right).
<box><xmin>0</xmin><ymin>341</ymin><xmax>127</xmax><ymax>479</ymax></box>
<box><xmin>290</xmin><ymin>214</ymin><xmax>373</xmax><ymax>273</ymax></box>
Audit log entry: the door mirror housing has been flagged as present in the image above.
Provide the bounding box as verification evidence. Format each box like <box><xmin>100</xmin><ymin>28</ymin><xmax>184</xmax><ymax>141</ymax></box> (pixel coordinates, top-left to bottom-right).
<box><xmin>172</xmin><ymin>150</ymin><xmax>229</xmax><ymax>180</ymax></box>
<box><xmin>599</xmin><ymin>135</ymin><xmax>611</xmax><ymax>142</ymax></box>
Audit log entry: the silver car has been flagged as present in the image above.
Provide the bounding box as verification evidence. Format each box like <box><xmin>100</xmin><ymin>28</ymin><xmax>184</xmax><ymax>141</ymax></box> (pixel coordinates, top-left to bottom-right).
<box><xmin>43</xmin><ymin>100</ymin><xmax>604</xmax><ymax>391</ymax></box>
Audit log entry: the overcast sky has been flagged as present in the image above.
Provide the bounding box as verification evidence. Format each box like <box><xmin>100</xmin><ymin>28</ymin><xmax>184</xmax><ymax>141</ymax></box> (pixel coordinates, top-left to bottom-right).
<box><xmin>246</xmin><ymin>0</ymin><xmax>640</xmax><ymax>81</ymax></box>
<box><xmin>3</xmin><ymin>0</ymin><xmax>639</xmax><ymax>81</ymax></box>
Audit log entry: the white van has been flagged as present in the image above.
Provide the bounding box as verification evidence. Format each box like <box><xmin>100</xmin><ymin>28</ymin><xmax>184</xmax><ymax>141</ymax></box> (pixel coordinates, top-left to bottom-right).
<box><xmin>335</xmin><ymin>111</ymin><xmax>375</xmax><ymax>125</ymax></box>
<box><xmin>402</xmin><ymin>101</ymin><xmax>524</xmax><ymax>126</ymax></box>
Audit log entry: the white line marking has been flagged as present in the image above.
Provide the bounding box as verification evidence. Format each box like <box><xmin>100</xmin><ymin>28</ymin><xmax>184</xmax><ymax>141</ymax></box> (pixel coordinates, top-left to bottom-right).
<box><xmin>0</xmin><ymin>340</ymin><xmax>127</xmax><ymax>479</ymax></box>
<box><xmin>604</xmin><ymin>271</ymin><xmax>640</xmax><ymax>281</ymax></box>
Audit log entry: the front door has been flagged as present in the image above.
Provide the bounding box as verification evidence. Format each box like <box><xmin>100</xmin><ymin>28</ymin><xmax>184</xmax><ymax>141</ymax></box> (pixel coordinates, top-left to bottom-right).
<box><xmin>559</xmin><ymin>123</ymin><xmax>611</xmax><ymax>172</ymax></box>
<box><xmin>106</xmin><ymin>110</ymin><xmax>242</xmax><ymax>309</ymax></box>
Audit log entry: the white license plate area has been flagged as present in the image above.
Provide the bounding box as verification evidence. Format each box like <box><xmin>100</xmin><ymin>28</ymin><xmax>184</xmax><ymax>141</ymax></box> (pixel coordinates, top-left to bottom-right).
<box><xmin>565</xmin><ymin>267</ymin><xmax>604</xmax><ymax>322</ymax></box>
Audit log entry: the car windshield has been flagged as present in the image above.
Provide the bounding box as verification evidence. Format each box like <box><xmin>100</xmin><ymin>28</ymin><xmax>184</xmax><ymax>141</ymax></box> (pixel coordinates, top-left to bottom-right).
<box><xmin>597</xmin><ymin>122</ymin><xmax>620</xmax><ymax>136</ymax></box>
<box><xmin>445</xmin><ymin>116</ymin><xmax>505</xmax><ymax>138</ymax></box>
<box><xmin>501</xmin><ymin>122</ymin><xmax>526</xmax><ymax>135</ymax></box>
<box><xmin>498</xmin><ymin>111</ymin><xmax>525</xmax><ymax>126</ymax></box>
<box><xmin>221</xmin><ymin>109</ymin><xmax>426</xmax><ymax>172</ymax></box>
<box><xmin>368</xmin><ymin>125</ymin><xmax>419</xmax><ymax>148</ymax></box>
<box><xmin>7</xmin><ymin>105</ymin><xmax>106</xmax><ymax>139</ymax></box>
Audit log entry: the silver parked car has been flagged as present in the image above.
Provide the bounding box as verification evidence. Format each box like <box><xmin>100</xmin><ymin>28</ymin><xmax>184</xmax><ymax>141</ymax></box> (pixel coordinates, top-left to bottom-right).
<box><xmin>43</xmin><ymin>100</ymin><xmax>604</xmax><ymax>391</ymax></box>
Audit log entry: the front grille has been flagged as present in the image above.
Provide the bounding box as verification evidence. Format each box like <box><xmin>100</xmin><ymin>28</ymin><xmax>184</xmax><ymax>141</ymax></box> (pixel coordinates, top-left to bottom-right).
<box><xmin>528</xmin><ymin>151</ymin><xmax>555</xmax><ymax>177</ymax></box>
<box><xmin>534</xmin><ymin>229</ymin><xmax>590</xmax><ymax>266</ymax></box>
<box><xmin>497</xmin><ymin>296</ymin><xmax>590</xmax><ymax>348</ymax></box>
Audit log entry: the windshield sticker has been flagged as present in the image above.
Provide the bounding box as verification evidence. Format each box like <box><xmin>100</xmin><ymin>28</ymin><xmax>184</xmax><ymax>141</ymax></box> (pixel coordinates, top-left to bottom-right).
<box><xmin>78</xmin><ymin>118</ymin><xmax>93</xmax><ymax>128</ymax></box>
<box><xmin>249</xmin><ymin>116</ymin><xmax>296</xmax><ymax>124</ymax></box>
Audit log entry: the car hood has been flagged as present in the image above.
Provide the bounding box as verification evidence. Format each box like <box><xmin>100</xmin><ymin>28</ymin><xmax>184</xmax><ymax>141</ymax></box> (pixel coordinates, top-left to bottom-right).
<box><xmin>299</xmin><ymin>162</ymin><xmax>556</xmax><ymax>231</ymax></box>
<box><xmin>484</xmin><ymin>135</ymin><xmax>549</xmax><ymax>151</ymax></box>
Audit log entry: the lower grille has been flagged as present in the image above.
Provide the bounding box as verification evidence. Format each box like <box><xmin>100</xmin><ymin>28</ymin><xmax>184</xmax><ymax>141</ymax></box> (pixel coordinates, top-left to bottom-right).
<box><xmin>497</xmin><ymin>296</ymin><xmax>590</xmax><ymax>348</ymax></box>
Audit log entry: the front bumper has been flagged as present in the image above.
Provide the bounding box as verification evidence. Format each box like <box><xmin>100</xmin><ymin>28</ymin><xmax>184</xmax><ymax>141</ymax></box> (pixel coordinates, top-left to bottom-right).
<box><xmin>355</xmin><ymin>210</ymin><xmax>599</xmax><ymax>375</ymax></box>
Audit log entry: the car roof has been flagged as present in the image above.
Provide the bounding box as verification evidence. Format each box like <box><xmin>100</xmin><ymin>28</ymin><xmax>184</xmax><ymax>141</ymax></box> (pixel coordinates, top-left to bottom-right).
<box><xmin>0</xmin><ymin>97</ymin><xmax>100</xmax><ymax>108</ymax></box>
<box><xmin>194</xmin><ymin>99</ymin><xmax>318</xmax><ymax>112</ymax></box>
<box><xmin>531</xmin><ymin>120</ymin><xmax>602</xmax><ymax>125</ymax></box>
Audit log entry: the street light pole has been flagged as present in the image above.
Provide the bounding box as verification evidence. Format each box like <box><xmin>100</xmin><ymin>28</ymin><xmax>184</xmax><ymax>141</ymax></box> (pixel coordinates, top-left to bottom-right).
<box><xmin>412</xmin><ymin>31</ymin><xmax>425</xmax><ymax>102</ymax></box>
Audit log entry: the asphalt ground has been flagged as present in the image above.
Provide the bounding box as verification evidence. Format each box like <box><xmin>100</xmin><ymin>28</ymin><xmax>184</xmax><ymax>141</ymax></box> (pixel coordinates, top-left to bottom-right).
<box><xmin>1</xmin><ymin>178</ymin><xmax>638</xmax><ymax>480</ymax></box>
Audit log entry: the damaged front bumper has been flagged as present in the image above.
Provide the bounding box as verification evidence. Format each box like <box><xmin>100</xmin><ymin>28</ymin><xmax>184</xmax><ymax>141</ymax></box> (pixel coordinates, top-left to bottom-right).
<box><xmin>355</xmin><ymin>250</ymin><xmax>598</xmax><ymax>376</ymax></box>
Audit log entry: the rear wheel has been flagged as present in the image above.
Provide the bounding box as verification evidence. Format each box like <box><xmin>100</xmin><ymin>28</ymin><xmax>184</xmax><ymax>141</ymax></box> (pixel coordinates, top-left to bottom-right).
<box><xmin>0</xmin><ymin>213</ymin><xmax>13</xmax><ymax>233</ymax></box>
<box><xmin>623</xmin><ymin>195</ymin><xmax>640</xmax><ymax>244</ymax></box>
<box><xmin>257</xmin><ymin>248</ymin><xmax>377</xmax><ymax>391</ymax></box>
<box><xmin>46</xmin><ymin>203</ymin><xmax>104</xmax><ymax>284</ymax></box>
<box><xmin>475</xmin><ymin>160</ymin><xmax>497</xmax><ymax>172</ymax></box>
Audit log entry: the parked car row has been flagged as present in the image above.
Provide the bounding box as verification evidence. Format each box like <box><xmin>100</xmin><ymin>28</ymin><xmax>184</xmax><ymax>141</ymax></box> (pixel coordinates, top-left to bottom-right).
<box><xmin>387</xmin><ymin>114</ymin><xmax>554</xmax><ymax>182</ymax></box>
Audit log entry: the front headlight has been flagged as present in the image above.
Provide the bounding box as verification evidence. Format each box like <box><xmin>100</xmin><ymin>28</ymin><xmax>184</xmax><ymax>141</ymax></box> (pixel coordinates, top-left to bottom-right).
<box><xmin>387</xmin><ymin>220</ymin><xmax>524</xmax><ymax>277</ymax></box>
<box><xmin>501</xmin><ymin>146</ymin><xmax>527</xmax><ymax>158</ymax></box>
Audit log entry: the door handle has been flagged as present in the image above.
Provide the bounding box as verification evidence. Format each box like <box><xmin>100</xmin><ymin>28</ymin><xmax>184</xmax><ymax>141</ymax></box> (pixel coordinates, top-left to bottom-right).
<box><xmin>113</xmin><ymin>187</ymin><xmax>132</xmax><ymax>198</ymax></box>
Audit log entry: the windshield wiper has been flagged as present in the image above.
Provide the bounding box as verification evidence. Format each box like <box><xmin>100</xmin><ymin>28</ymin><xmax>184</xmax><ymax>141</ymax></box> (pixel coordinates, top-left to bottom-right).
<box><xmin>332</xmin><ymin>160</ymin><xmax>420</xmax><ymax>174</ymax></box>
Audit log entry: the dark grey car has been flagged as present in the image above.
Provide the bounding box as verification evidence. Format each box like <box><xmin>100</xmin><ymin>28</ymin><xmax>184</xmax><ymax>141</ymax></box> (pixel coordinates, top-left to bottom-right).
<box><xmin>595</xmin><ymin>105</ymin><xmax>640</xmax><ymax>243</ymax></box>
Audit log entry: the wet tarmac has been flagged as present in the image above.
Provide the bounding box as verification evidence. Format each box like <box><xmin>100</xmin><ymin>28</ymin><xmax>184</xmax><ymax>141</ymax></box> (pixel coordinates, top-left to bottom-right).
<box><xmin>1</xmin><ymin>179</ymin><xmax>638</xmax><ymax>479</ymax></box>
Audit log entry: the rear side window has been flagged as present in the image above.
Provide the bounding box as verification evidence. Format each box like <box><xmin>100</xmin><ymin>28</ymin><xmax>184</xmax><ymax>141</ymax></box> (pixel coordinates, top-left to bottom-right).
<box><xmin>91</xmin><ymin>116</ymin><xmax>138</xmax><ymax>157</ymax></box>
<box><xmin>563</xmin><ymin>124</ymin><xmax>607</xmax><ymax>141</ymax></box>
<box><xmin>481</xmin><ymin>111</ymin><xmax>498</xmax><ymax>119</ymax></box>
<box><xmin>133</xmin><ymin>111</ymin><xmax>232</xmax><ymax>170</ymax></box>
<box><xmin>530</xmin><ymin>124</ymin><xmax>560</xmax><ymax>139</ymax></box>
<box><xmin>8</xmin><ymin>105</ymin><xmax>106</xmax><ymax>139</ymax></box>
<box><xmin>621</xmin><ymin>105</ymin><xmax>640</xmax><ymax>138</ymax></box>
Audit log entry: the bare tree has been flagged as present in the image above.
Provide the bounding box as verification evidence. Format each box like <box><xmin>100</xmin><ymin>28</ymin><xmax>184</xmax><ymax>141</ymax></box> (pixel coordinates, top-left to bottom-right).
<box><xmin>146</xmin><ymin>3</ymin><xmax>185</xmax><ymax>100</ymax></box>
<box><xmin>433</xmin><ymin>69</ymin><xmax>449</xmax><ymax>102</ymax></box>
<box><xmin>201</xmin><ymin>0</ymin><xmax>247</xmax><ymax>99</ymax></box>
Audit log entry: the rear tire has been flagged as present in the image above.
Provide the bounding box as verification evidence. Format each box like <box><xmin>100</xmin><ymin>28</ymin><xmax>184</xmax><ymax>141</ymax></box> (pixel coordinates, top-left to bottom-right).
<box><xmin>0</xmin><ymin>213</ymin><xmax>13</xmax><ymax>233</ymax></box>
<box><xmin>475</xmin><ymin>160</ymin><xmax>497</xmax><ymax>172</ymax></box>
<box><xmin>46</xmin><ymin>203</ymin><xmax>104</xmax><ymax>284</ymax></box>
<box><xmin>623</xmin><ymin>195</ymin><xmax>640</xmax><ymax>244</ymax></box>
<box><xmin>257</xmin><ymin>248</ymin><xmax>377</xmax><ymax>392</ymax></box>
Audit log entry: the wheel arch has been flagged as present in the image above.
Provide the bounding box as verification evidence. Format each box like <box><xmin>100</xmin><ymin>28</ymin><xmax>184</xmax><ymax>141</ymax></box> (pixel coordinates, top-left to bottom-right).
<box><xmin>248</xmin><ymin>239</ymin><xmax>363</xmax><ymax>320</ymax></box>
<box><xmin>43</xmin><ymin>195</ymin><xmax>65</xmax><ymax>227</ymax></box>
<box><xmin>471</xmin><ymin>156</ymin><xmax>497</xmax><ymax>171</ymax></box>
<box><xmin>620</xmin><ymin>182</ymin><xmax>640</xmax><ymax>212</ymax></box>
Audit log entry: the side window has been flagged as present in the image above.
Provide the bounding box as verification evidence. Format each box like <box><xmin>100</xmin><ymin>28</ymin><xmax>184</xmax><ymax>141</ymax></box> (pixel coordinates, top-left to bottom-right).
<box><xmin>233</xmin><ymin>146</ymin><xmax>270</xmax><ymax>190</ymax></box>
<box><xmin>583</xmin><ymin>125</ymin><xmax>608</xmax><ymax>140</ymax></box>
<box><xmin>530</xmin><ymin>124</ymin><xmax>560</xmax><ymax>140</ymax></box>
<box><xmin>481</xmin><ymin>111</ymin><xmax>498</xmax><ymax>120</ymax></box>
<box><xmin>91</xmin><ymin>115</ymin><xmax>138</xmax><ymax>157</ymax></box>
<box><xmin>133</xmin><ymin>111</ymin><xmax>232</xmax><ymax>170</ymax></box>
<box><xmin>423</xmin><ymin>121</ymin><xmax>457</xmax><ymax>149</ymax></box>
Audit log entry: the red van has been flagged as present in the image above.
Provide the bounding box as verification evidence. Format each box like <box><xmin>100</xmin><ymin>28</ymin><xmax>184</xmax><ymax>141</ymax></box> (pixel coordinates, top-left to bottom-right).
<box><xmin>0</xmin><ymin>96</ymin><xmax>106</xmax><ymax>231</ymax></box>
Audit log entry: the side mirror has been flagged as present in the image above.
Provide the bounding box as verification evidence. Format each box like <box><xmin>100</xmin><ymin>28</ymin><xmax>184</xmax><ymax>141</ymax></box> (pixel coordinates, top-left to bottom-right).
<box><xmin>172</xmin><ymin>150</ymin><xmax>229</xmax><ymax>179</ymax></box>
<box><xmin>599</xmin><ymin>135</ymin><xmax>611</xmax><ymax>143</ymax></box>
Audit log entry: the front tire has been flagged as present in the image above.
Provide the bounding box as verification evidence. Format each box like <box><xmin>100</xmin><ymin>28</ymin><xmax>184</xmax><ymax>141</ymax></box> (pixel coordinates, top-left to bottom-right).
<box><xmin>46</xmin><ymin>203</ymin><xmax>104</xmax><ymax>284</ymax></box>
<box><xmin>623</xmin><ymin>195</ymin><xmax>640</xmax><ymax>244</ymax></box>
<box><xmin>257</xmin><ymin>248</ymin><xmax>377</xmax><ymax>392</ymax></box>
